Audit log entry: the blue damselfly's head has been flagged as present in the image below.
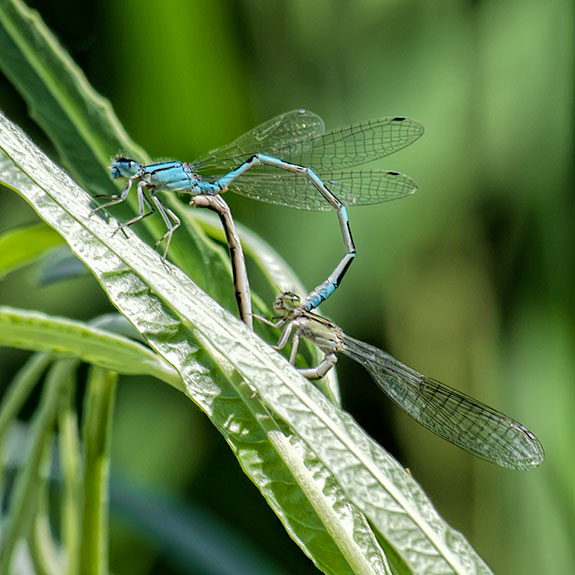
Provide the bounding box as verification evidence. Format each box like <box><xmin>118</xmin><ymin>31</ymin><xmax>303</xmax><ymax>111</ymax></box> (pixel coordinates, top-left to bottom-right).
<box><xmin>273</xmin><ymin>292</ymin><xmax>301</xmax><ymax>317</ymax></box>
<box><xmin>110</xmin><ymin>157</ymin><xmax>140</xmax><ymax>180</ymax></box>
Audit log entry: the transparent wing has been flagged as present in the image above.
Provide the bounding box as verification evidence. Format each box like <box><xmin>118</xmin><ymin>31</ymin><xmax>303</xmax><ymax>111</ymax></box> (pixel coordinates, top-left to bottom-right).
<box><xmin>221</xmin><ymin>169</ymin><xmax>418</xmax><ymax>210</ymax></box>
<box><xmin>192</xmin><ymin>110</ymin><xmax>325</xmax><ymax>173</ymax></box>
<box><xmin>194</xmin><ymin>114</ymin><xmax>424</xmax><ymax>175</ymax></box>
<box><xmin>340</xmin><ymin>335</ymin><xmax>544</xmax><ymax>470</ymax></box>
<box><xmin>265</xmin><ymin>116</ymin><xmax>423</xmax><ymax>170</ymax></box>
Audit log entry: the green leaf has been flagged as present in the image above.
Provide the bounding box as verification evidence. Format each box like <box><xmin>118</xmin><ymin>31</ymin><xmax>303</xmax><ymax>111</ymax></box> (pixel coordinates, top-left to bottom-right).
<box><xmin>0</xmin><ymin>0</ymin><xmax>144</xmax><ymax>192</ymax></box>
<box><xmin>0</xmin><ymin>105</ymin><xmax>494</xmax><ymax>575</ymax></box>
<box><xmin>0</xmin><ymin>222</ymin><xmax>64</xmax><ymax>278</ymax></box>
<box><xmin>0</xmin><ymin>306</ymin><xmax>182</xmax><ymax>389</ymax></box>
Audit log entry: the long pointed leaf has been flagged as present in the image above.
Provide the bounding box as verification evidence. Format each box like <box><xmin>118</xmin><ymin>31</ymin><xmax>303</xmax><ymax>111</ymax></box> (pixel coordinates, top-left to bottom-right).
<box><xmin>0</xmin><ymin>107</ymin><xmax>495</xmax><ymax>574</ymax></box>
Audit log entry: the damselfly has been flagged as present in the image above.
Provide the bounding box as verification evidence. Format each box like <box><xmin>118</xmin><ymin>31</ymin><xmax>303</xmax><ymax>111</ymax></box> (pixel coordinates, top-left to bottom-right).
<box><xmin>260</xmin><ymin>292</ymin><xmax>544</xmax><ymax>470</ymax></box>
<box><xmin>93</xmin><ymin>110</ymin><xmax>422</xmax><ymax>318</ymax></box>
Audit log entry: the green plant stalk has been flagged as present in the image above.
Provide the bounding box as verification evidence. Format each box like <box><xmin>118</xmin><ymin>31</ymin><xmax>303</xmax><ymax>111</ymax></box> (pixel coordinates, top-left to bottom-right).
<box><xmin>28</xmin><ymin>449</ymin><xmax>61</xmax><ymax>575</ymax></box>
<box><xmin>57</xmin><ymin>364</ymin><xmax>82</xmax><ymax>575</ymax></box>
<box><xmin>79</xmin><ymin>367</ymin><xmax>117</xmax><ymax>575</ymax></box>
<box><xmin>0</xmin><ymin>359</ymin><xmax>75</xmax><ymax>575</ymax></box>
<box><xmin>0</xmin><ymin>353</ymin><xmax>52</xmax><ymax>438</ymax></box>
<box><xmin>0</xmin><ymin>353</ymin><xmax>52</xmax><ymax>516</ymax></box>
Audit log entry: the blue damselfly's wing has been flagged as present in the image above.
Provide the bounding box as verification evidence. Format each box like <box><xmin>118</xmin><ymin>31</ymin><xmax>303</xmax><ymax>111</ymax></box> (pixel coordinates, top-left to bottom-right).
<box><xmin>268</xmin><ymin>116</ymin><xmax>424</xmax><ymax>170</ymax></box>
<box><xmin>223</xmin><ymin>169</ymin><xmax>418</xmax><ymax>211</ymax></box>
<box><xmin>192</xmin><ymin>110</ymin><xmax>325</xmax><ymax>174</ymax></box>
<box><xmin>194</xmin><ymin>114</ymin><xmax>423</xmax><ymax>175</ymax></box>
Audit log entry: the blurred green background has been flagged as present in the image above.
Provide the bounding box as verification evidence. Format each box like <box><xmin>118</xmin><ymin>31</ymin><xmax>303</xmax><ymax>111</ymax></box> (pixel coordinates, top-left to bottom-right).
<box><xmin>0</xmin><ymin>0</ymin><xmax>572</xmax><ymax>573</ymax></box>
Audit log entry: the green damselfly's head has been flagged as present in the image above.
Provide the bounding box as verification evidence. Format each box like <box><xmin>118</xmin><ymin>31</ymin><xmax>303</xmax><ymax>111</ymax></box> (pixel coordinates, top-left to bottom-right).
<box><xmin>273</xmin><ymin>292</ymin><xmax>301</xmax><ymax>317</ymax></box>
<box><xmin>110</xmin><ymin>157</ymin><xmax>140</xmax><ymax>180</ymax></box>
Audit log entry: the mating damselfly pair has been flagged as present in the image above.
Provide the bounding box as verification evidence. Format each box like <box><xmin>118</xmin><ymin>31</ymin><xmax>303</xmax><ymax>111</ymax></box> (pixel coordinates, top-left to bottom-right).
<box><xmin>95</xmin><ymin>109</ymin><xmax>544</xmax><ymax>470</ymax></box>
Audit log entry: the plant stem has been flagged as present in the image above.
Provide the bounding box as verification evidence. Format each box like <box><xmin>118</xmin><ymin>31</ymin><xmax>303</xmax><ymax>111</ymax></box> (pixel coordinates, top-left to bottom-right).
<box><xmin>79</xmin><ymin>367</ymin><xmax>117</xmax><ymax>575</ymax></box>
